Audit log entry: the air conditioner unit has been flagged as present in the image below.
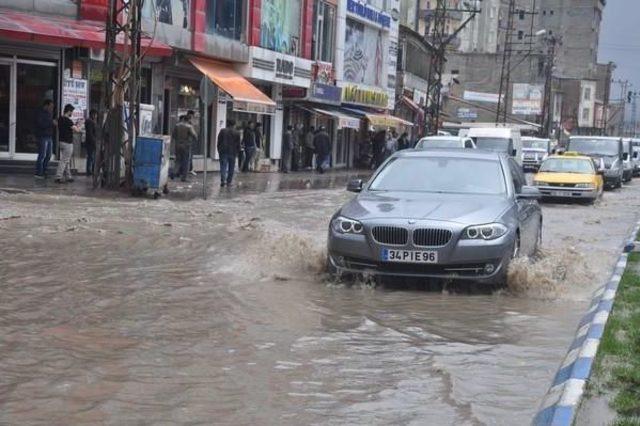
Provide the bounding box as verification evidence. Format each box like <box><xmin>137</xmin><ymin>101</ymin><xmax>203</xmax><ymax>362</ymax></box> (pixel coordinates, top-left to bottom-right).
<box><xmin>90</xmin><ymin>48</ymin><xmax>105</xmax><ymax>62</ymax></box>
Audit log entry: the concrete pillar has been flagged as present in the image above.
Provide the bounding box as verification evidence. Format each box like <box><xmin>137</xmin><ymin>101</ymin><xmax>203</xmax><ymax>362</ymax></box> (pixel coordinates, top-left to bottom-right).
<box><xmin>334</xmin><ymin>0</ymin><xmax>347</xmax><ymax>85</ymax></box>
<box><xmin>270</xmin><ymin>83</ymin><xmax>283</xmax><ymax>160</ymax></box>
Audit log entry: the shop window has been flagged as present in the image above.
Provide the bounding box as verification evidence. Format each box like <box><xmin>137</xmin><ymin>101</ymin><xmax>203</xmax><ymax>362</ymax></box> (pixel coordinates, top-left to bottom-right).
<box><xmin>206</xmin><ymin>0</ymin><xmax>244</xmax><ymax>40</ymax></box>
<box><xmin>313</xmin><ymin>1</ymin><xmax>336</xmax><ymax>63</ymax></box>
<box><xmin>141</xmin><ymin>68</ymin><xmax>152</xmax><ymax>105</ymax></box>
<box><xmin>143</xmin><ymin>0</ymin><xmax>191</xmax><ymax>29</ymax></box>
<box><xmin>260</xmin><ymin>0</ymin><xmax>302</xmax><ymax>55</ymax></box>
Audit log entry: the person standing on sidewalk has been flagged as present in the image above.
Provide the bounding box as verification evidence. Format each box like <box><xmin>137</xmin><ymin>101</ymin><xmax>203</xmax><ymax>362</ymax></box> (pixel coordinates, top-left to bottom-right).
<box><xmin>84</xmin><ymin>109</ymin><xmax>97</xmax><ymax>176</ymax></box>
<box><xmin>217</xmin><ymin>119</ymin><xmax>241</xmax><ymax>187</ymax></box>
<box><xmin>313</xmin><ymin>125</ymin><xmax>331</xmax><ymax>174</ymax></box>
<box><xmin>242</xmin><ymin>121</ymin><xmax>257</xmax><ymax>172</ymax></box>
<box><xmin>186</xmin><ymin>109</ymin><xmax>198</xmax><ymax>176</ymax></box>
<box><xmin>55</xmin><ymin>104</ymin><xmax>80</xmax><ymax>184</ymax></box>
<box><xmin>173</xmin><ymin>115</ymin><xmax>198</xmax><ymax>182</ymax></box>
<box><xmin>303</xmin><ymin>126</ymin><xmax>315</xmax><ymax>169</ymax></box>
<box><xmin>34</xmin><ymin>99</ymin><xmax>57</xmax><ymax>179</ymax></box>
<box><xmin>281</xmin><ymin>125</ymin><xmax>294</xmax><ymax>173</ymax></box>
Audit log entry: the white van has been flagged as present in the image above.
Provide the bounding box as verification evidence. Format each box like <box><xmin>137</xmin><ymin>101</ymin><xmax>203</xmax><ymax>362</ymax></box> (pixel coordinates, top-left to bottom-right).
<box><xmin>466</xmin><ymin>127</ymin><xmax>523</xmax><ymax>165</ymax></box>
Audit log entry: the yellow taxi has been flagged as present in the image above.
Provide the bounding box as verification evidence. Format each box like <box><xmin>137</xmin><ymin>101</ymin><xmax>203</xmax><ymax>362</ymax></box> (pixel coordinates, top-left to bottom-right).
<box><xmin>533</xmin><ymin>152</ymin><xmax>604</xmax><ymax>202</ymax></box>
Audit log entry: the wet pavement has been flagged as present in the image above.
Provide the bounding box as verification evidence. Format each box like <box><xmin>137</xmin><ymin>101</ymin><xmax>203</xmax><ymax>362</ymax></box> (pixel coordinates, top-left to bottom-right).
<box><xmin>1</xmin><ymin>174</ymin><xmax>639</xmax><ymax>425</ymax></box>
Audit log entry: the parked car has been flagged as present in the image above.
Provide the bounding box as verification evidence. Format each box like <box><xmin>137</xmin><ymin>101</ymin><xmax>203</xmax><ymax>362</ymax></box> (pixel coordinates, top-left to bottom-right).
<box><xmin>467</xmin><ymin>127</ymin><xmax>523</xmax><ymax>165</ymax></box>
<box><xmin>414</xmin><ymin>136</ymin><xmax>476</xmax><ymax>150</ymax></box>
<box><xmin>631</xmin><ymin>138</ymin><xmax>640</xmax><ymax>176</ymax></box>
<box><xmin>533</xmin><ymin>152</ymin><xmax>604</xmax><ymax>203</ymax></box>
<box><xmin>622</xmin><ymin>139</ymin><xmax>634</xmax><ymax>182</ymax></box>
<box><xmin>327</xmin><ymin>149</ymin><xmax>543</xmax><ymax>285</ymax></box>
<box><xmin>521</xmin><ymin>137</ymin><xmax>551</xmax><ymax>171</ymax></box>
<box><xmin>567</xmin><ymin>136</ymin><xmax>624</xmax><ymax>189</ymax></box>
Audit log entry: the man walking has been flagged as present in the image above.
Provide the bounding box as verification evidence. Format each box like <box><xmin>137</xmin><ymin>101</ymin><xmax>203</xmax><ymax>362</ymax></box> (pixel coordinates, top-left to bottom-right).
<box><xmin>35</xmin><ymin>99</ymin><xmax>56</xmax><ymax>179</ymax></box>
<box><xmin>304</xmin><ymin>126</ymin><xmax>315</xmax><ymax>169</ymax></box>
<box><xmin>84</xmin><ymin>109</ymin><xmax>98</xmax><ymax>176</ymax></box>
<box><xmin>313</xmin><ymin>125</ymin><xmax>331</xmax><ymax>174</ymax></box>
<box><xmin>55</xmin><ymin>104</ymin><xmax>80</xmax><ymax>184</ymax></box>
<box><xmin>217</xmin><ymin>119</ymin><xmax>241</xmax><ymax>187</ymax></box>
<box><xmin>242</xmin><ymin>121</ymin><xmax>257</xmax><ymax>172</ymax></box>
<box><xmin>173</xmin><ymin>114</ymin><xmax>198</xmax><ymax>182</ymax></box>
<box><xmin>281</xmin><ymin>125</ymin><xmax>294</xmax><ymax>173</ymax></box>
<box><xmin>186</xmin><ymin>109</ymin><xmax>198</xmax><ymax>176</ymax></box>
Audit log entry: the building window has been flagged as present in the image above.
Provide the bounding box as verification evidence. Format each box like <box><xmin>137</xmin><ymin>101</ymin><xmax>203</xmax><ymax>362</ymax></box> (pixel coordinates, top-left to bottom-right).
<box><xmin>260</xmin><ymin>0</ymin><xmax>302</xmax><ymax>54</ymax></box>
<box><xmin>518</xmin><ymin>10</ymin><xmax>525</xmax><ymax>20</ymax></box>
<box><xmin>584</xmin><ymin>87</ymin><xmax>591</xmax><ymax>101</ymax></box>
<box><xmin>517</xmin><ymin>30</ymin><xmax>524</xmax><ymax>40</ymax></box>
<box><xmin>143</xmin><ymin>0</ymin><xmax>191</xmax><ymax>29</ymax></box>
<box><xmin>582</xmin><ymin>108</ymin><xmax>590</xmax><ymax>122</ymax></box>
<box><xmin>550</xmin><ymin>10</ymin><xmax>554</xmax><ymax>15</ymax></box>
<box><xmin>313</xmin><ymin>0</ymin><xmax>336</xmax><ymax>63</ymax></box>
<box><xmin>206</xmin><ymin>0</ymin><xmax>244</xmax><ymax>40</ymax></box>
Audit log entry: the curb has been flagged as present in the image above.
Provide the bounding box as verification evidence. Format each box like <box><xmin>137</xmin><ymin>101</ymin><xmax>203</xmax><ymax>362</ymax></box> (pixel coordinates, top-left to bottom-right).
<box><xmin>532</xmin><ymin>221</ymin><xmax>640</xmax><ymax>426</ymax></box>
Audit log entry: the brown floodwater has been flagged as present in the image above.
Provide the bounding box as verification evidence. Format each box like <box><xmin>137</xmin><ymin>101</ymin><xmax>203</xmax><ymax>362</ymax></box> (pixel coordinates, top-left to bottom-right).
<box><xmin>1</xmin><ymin>179</ymin><xmax>639</xmax><ymax>425</ymax></box>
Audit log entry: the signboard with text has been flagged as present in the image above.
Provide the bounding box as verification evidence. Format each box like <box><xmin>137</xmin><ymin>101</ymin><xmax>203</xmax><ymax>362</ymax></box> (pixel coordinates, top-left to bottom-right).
<box><xmin>342</xmin><ymin>84</ymin><xmax>389</xmax><ymax>108</ymax></box>
<box><xmin>62</xmin><ymin>78</ymin><xmax>88</xmax><ymax>123</ymax></box>
<box><xmin>512</xmin><ymin>83</ymin><xmax>543</xmax><ymax>115</ymax></box>
<box><xmin>463</xmin><ymin>90</ymin><xmax>501</xmax><ymax>104</ymax></box>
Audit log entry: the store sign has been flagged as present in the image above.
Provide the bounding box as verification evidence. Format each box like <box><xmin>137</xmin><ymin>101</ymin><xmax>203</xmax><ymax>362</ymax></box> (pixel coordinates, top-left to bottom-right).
<box><xmin>62</xmin><ymin>78</ymin><xmax>88</xmax><ymax>122</ymax></box>
<box><xmin>282</xmin><ymin>87</ymin><xmax>306</xmax><ymax>98</ymax></box>
<box><xmin>309</xmin><ymin>83</ymin><xmax>342</xmax><ymax>105</ymax></box>
<box><xmin>457</xmin><ymin>108</ymin><xmax>478</xmax><ymax>120</ymax></box>
<box><xmin>342</xmin><ymin>85</ymin><xmax>389</xmax><ymax>108</ymax></box>
<box><xmin>233</xmin><ymin>100</ymin><xmax>276</xmax><ymax>116</ymax></box>
<box><xmin>347</xmin><ymin>0</ymin><xmax>391</xmax><ymax>28</ymax></box>
<box><xmin>463</xmin><ymin>90</ymin><xmax>502</xmax><ymax>104</ymax></box>
<box><xmin>313</xmin><ymin>62</ymin><xmax>334</xmax><ymax>85</ymax></box>
<box><xmin>512</xmin><ymin>83</ymin><xmax>543</xmax><ymax>115</ymax></box>
<box><xmin>275</xmin><ymin>57</ymin><xmax>294</xmax><ymax>80</ymax></box>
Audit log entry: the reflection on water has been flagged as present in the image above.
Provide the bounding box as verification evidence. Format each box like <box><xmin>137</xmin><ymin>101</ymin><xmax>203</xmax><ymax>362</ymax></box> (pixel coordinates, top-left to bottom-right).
<box><xmin>1</xmin><ymin>181</ymin><xmax>639</xmax><ymax>425</ymax></box>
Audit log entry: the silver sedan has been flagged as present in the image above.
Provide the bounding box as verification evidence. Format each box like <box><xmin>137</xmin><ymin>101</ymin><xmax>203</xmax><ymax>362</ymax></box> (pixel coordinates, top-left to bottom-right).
<box><xmin>327</xmin><ymin>149</ymin><xmax>543</xmax><ymax>285</ymax></box>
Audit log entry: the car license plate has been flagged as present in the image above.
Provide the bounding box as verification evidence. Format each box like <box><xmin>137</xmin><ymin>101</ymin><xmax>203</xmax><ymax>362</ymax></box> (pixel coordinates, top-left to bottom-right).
<box><xmin>381</xmin><ymin>248</ymin><xmax>438</xmax><ymax>263</ymax></box>
<box><xmin>551</xmin><ymin>190</ymin><xmax>566</xmax><ymax>197</ymax></box>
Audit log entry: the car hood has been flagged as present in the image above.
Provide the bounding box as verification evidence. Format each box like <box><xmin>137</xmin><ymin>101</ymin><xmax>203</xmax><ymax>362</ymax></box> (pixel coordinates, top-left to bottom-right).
<box><xmin>534</xmin><ymin>172</ymin><xmax>594</xmax><ymax>184</ymax></box>
<box><xmin>340</xmin><ymin>192</ymin><xmax>511</xmax><ymax>225</ymax></box>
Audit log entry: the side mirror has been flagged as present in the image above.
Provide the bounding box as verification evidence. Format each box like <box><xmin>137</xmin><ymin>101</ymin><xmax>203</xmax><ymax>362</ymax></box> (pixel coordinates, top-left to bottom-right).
<box><xmin>634</xmin><ymin>152</ymin><xmax>639</xmax><ymax>159</ymax></box>
<box><xmin>347</xmin><ymin>179</ymin><xmax>363</xmax><ymax>193</ymax></box>
<box><xmin>623</xmin><ymin>152</ymin><xmax>629</xmax><ymax>161</ymax></box>
<box><xmin>511</xmin><ymin>149</ymin><xmax>517</xmax><ymax>157</ymax></box>
<box><xmin>517</xmin><ymin>185</ymin><xmax>541</xmax><ymax>200</ymax></box>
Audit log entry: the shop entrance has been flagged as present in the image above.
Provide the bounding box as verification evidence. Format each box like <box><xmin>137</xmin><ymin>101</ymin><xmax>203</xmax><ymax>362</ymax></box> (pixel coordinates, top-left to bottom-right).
<box><xmin>0</xmin><ymin>57</ymin><xmax>58</xmax><ymax>160</ymax></box>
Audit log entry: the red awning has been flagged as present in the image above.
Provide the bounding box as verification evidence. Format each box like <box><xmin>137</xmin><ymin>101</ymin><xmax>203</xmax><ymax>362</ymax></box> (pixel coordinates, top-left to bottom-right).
<box><xmin>0</xmin><ymin>9</ymin><xmax>172</xmax><ymax>57</ymax></box>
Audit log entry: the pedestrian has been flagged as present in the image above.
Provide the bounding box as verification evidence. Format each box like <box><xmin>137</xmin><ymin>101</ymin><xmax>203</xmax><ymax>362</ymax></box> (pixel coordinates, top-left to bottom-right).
<box><xmin>281</xmin><ymin>125</ymin><xmax>294</xmax><ymax>173</ymax></box>
<box><xmin>304</xmin><ymin>126</ymin><xmax>315</xmax><ymax>169</ymax></box>
<box><xmin>217</xmin><ymin>119</ymin><xmax>241</xmax><ymax>187</ymax></box>
<box><xmin>292</xmin><ymin>124</ymin><xmax>303</xmax><ymax>172</ymax></box>
<box><xmin>84</xmin><ymin>109</ymin><xmax>98</xmax><ymax>176</ymax></box>
<box><xmin>253</xmin><ymin>122</ymin><xmax>263</xmax><ymax>172</ymax></box>
<box><xmin>313</xmin><ymin>125</ymin><xmax>331</xmax><ymax>174</ymax></box>
<box><xmin>34</xmin><ymin>99</ymin><xmax>57</xmax><ymax>179</ymax></box>
<box><xmin>242</xmin><ymin>121</ymin><xmax>257</xmax><ymax>172</ymax></box>
<box><xmin>398</xmin><ymin>132</ymin><xmax>410</xmax><ymax>150</ymax></box>
<box><xmin>385</xmin><ymin>130</ymin><xmax>398</xmax><ymax>159</ymax></box>
<box><xmin>186</xmin><ymin>110</ymin><xmax>198</xmax><ymax>176</ymax></box>
<box><xmin>55</xmin><ymin>104</ymin><xmax>80</xmax><ymax>184</ymax></box>
<box><xmin>372</xmin><ymin>129</ymin><xmax>386</xmax><ymax>168</ymax></box>
<box><xmin>172</xmin><ymin>114</ymin><xmax>198</xmax><ymax>182</ymax></box>
<box><xmin>556</xmin><ymin>116</ymin><xmax>575</xmax><ymax>152</ymax></box>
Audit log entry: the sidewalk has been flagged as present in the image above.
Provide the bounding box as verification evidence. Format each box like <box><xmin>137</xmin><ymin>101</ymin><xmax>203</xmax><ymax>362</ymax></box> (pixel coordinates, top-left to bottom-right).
<box><xmin>0</xmin><ymin>169</ymin><xmax>371</xmax><ymax>201</ymax></box>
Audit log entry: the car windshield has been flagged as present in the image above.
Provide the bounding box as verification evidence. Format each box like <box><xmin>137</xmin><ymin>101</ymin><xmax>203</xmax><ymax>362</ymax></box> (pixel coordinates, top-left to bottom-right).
<box><xmin>369</xmin><ymin>157</ymin><xmax>506</xmax><ymax>195</ymax></box>
<box><xmin>415</xmin><ymin>138</ymin><xmax>460</xmax><ymax>149</ymax></box>
<box><xmin>472</xmin><ymin>137</ymin><xmax>512</xmax><ymax>153</ymax></box>
<box><xmin>539</xmin><ymin>158</ymin><xmax>595</xmax><ymax>174</ymax></box>
<box><xmin>523</xmin><ymin>139</ymin><xmax>548</xmax><ymax>150</ymax></box>
<box><xmin>568</xmin><ymin>138</ymin><xmax>619</xmax><ymax>156</ymax></box>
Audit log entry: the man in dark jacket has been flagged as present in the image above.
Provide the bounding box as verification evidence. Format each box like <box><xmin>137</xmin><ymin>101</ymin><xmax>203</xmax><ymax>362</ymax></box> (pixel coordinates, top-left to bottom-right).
<box><xmin>242</xmin><ymin>121</ymin><xmax>257</xmax><ymax>172</ymax></box>
<box><xmin>34</xmin><ymin>99</ymin><xmax>56</xmax><ymax>178</ymax></box>
<box><xmin>281</xmin><ymin>125</ymin><xmax>294</xmax><ymax>173</ymax></box>
<box><xmin>217</xmin><ymin>120</ymin><xmax>241</xmax><ymax>187</ymax></box>
<box><xmin>84</xmin><ymin>109</ymin><xmax>98</xmax><ymax>176</ymax></box>
<box><xmin>313</xmin><ymin>126</ymin><xmax>331</xmax><ymax>174</ymax></box>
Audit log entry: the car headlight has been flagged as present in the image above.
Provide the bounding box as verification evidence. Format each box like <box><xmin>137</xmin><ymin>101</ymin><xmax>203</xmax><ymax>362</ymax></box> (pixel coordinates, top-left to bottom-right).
<box><xmin>534</xmin><ymin>181</ymin><xmax>548</xmax><ymax>186</ymax></box>
<box><xmin>461</xmin><ymin>223</ymin><xmax>509</xmax><ymax>240</ymax></box>
<box><xmin>575</xmin><ymin>183</ymin><xmax>595</xmax><ymax>189</ymax></box>
<box><xmin>331</xmin><ymin>216</ymin><xmax>364</xmax><ymax>234</ymax></box>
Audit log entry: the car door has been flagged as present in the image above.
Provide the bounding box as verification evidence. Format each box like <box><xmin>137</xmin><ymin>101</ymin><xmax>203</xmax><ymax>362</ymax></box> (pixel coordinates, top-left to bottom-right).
<box><xmin>508</xmin><ymin>158</ymin><xmax>537</xmax><ymax>255</ymax></box>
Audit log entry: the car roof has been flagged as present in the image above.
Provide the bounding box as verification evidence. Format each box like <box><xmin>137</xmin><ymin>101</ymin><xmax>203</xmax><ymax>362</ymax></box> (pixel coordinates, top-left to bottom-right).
<box><xmin>546</xmin><ymin>154</ymin><xmax>592</xmax><ymax>161</ymax></box>
<box><xmin>418</xmin><ymin>136</ymin><xmax>463</xmax><ymax>141</ymax></box>
<box><xmin>569</xmin><ymin>136</ymin><xmax>621</xmax><ymax>141</ymax></box>
<box><xmin>396</xmin><ymin>149</ymin><xmax>504</xmax><ymax>161</ymax></box>
<box><xmin>522</xmin><ymin>137</ymin><xmax>549</xmax><ymax>141</ymax></box>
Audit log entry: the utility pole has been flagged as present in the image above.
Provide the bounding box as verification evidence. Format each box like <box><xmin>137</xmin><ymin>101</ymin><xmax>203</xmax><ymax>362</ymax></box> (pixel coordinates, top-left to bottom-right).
<box><xmin>539</xmin><ymin>35</ymin><xmax>557</xmax><ymax>138</ymax></box>
<box><xmin>602</xmin><ymin>62</ymin><xmax>615</xmax><ymax>135</ymax></box>
<box><xmin>424</xmin><ymin>0</ymin><xmax>481</xmax><ymax>135</ymax></box>
<box><xmin>496</xmin><ymin>0</ymin><xmax>516</xmax><ymax>123</ymax></box>
<box><xmin>96</xmin><ymin>0</ymin><xmax>143</xmax><ymax>190</ymax></box>
<box><xmin>613</xmin><ymin>79</ymin><xmax>629</xmax><ymax>136</ymax></box>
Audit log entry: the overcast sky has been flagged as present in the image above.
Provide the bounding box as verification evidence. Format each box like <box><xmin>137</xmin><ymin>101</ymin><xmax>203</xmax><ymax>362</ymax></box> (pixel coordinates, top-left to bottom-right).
<box><xmin>599</xmin><ymin>0</ymin><xmax>640</xmax><ymax>101</ymax></box>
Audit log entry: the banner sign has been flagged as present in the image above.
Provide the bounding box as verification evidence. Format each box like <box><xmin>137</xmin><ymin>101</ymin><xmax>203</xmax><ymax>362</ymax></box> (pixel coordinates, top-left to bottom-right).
<box><xmin>342</xmin><ymin>84</ymin><xmax>389</xmax><ymax>108</ymax></box>
<box><xmin>457</xmin><ymin>107</ymin><xmax>478</xmax><ymax>120</ymax></box>
<box><xmin>309</xmin><ymin>83</ymin><xmax>342</xmax><ymax>105</ymax></box>
<box><xmin>62</xmin><ymin>78</ymin><xmax>88</xmax><ymax>122</ymax></box>
<box><xmin>347</xmin><ymin>0</ymin><xmax>391</xmax><ymax>28</ymax></box>
<box><xmin>512</xmin><ymin>83</ymin><xmax>543</xmax><ymax>115</ymax></box>
<box><xmin>463</xmin><ymin>90</ymin><xmax>501</xmax><ymax>104</ymax></box>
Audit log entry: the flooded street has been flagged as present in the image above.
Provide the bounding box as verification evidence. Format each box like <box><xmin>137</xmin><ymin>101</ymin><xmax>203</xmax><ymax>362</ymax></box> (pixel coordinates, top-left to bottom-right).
<box><xmin>1</xmin><ymin>177</ymin><xmax>639</xmax><ymax>425</ymax></box>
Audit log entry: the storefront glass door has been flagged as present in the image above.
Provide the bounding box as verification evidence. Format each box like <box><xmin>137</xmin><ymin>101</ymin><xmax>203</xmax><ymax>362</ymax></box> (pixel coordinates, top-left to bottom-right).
<box><xmin>0</xmin><ymin>58</ymin><xmax>57</xmax><ymax>159</ymax></box>
<box><xmin>0</xmin><ymin>61</ymin><xmax>13</xmax><ymax>155</ymax></box>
